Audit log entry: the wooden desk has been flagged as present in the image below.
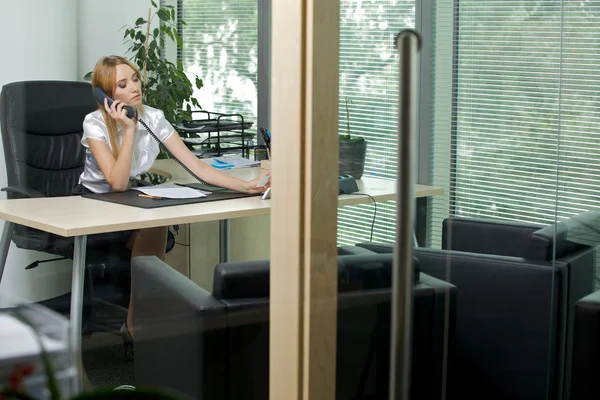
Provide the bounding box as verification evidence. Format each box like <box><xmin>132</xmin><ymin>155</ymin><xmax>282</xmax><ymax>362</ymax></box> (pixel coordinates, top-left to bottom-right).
<box><xmin>0</xmin><ymin>158</ymin><xmax>443</xmax><ymax>387</ymax></box>
<box><xmin>151</xmin><ymin>159</ymin><xmax>444</xmax><ymax>289</ymax></box>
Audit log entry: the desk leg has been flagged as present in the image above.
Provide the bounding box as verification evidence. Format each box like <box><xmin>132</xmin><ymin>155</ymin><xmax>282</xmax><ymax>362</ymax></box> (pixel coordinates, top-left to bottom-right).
<box><xmin>69</xmin><ymin>235</ymin><xmax>87</xmax><ymax>392</ymax></box>
<box><xmin>219</xmin><ymin>219</ymin><xmax>230</xmax><ymax>263</ymax></box>
<box><xmin>415</xmin><ymin>197</ymin><xmax>429</xmax><ymax>247</ymax></box>
<box><xmin>0</xmin><ymin>221</ymin><xmax>14</xmax><ymax>283</ymax></box>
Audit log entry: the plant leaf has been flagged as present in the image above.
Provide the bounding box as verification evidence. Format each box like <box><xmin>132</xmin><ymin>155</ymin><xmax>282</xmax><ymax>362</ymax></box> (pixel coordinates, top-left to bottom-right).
<box><xmin>151</xmin><ymin>0</ymin><xmax>157</xmax><ymax>7</ymax></box>
<box><xmin>157</xmin><ymin>8</ymin><xmax>169</xmax><ymax>21</ymax></box>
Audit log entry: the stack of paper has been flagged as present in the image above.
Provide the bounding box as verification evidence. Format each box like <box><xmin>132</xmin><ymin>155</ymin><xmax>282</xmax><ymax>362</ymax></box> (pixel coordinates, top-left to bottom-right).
<box><xmin>133</xmin><ymin>184</ymin><xmax>207</xmax><ymax>199</ymax></box>
<box><xmin>201</xmin><ymin>156</ymin><xmax>260</xmax><ymax>169</ymax></box>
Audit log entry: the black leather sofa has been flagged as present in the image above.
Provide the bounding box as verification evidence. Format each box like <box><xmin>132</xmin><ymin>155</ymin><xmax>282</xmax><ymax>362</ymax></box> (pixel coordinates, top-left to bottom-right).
<box><xmin>357</xmin><ymin>212</ymin><xmax>599</xmax><ymax>400</ymax></box>
<box><xmin>132</xmin><ymin>248</ymin><xmax>457</xmax><ymax>400</ymax></box>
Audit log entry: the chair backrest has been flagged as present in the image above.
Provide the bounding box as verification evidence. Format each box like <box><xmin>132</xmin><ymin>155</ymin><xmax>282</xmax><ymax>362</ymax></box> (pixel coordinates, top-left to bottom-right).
<box><xmin>0</xmin><ymin>80</ymin><xmax>97</xmax><ymax>198</ymax></box>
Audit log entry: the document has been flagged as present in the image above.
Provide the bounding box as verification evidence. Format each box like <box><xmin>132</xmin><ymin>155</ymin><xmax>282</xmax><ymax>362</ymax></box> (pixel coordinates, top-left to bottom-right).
<box><xmin>133</xmin><ymin>184</ymin><xmax>207</xmax><ymax>199</ymax></box>
<box><xmin>201</xmin><ymin>156</ymin><xmax>260</xmax><ymax>169</ymax></box>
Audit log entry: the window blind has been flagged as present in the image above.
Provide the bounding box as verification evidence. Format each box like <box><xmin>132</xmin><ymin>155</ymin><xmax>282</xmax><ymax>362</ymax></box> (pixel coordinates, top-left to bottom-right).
<box><xmin>429</xmin><ymin>0</ymin><xmax>600</xmax><ymax>247</ymax></box>
<box><xmin>337</xmin><ymin>0</ymin><xmax>416</xmax><ymax>246</ymax></box>
<box><xmin>179</xmin><ymin>0</ymin><xmax>258</xmax><ymax>132</ymax></box>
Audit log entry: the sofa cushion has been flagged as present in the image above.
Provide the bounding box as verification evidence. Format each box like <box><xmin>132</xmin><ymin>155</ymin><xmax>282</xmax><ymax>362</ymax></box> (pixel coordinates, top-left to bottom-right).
<box><xmin>523</xmin><ymin>211</ymin><xmax>600</xmax><ymax>260</ymax></box>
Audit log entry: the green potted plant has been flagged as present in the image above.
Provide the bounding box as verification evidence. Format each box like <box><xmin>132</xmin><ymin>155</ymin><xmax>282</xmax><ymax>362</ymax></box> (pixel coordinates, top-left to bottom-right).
<box><xmin>121</xmin><ymin>1</ymin><xmax>202</xmax><ymax>126</ymax></box>
<box><xmin>339</xmin><ymin>97</ymin><xmax>367</xmax><ymax>179</ymax></box>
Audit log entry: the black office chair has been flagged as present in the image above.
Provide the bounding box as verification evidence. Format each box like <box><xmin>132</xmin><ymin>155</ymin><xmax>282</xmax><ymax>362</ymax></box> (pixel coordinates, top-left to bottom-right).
<box><xmin>0</xmin><ymin>80</ymin><xmax>134</xmax><ymax>332</ymax></box>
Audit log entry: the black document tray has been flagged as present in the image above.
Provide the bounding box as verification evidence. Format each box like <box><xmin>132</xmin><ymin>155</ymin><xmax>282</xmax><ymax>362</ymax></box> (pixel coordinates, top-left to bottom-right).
<box><xmin>82</xmin><ymin>189</ymin><xmax>260</xmax><ymax>209</ymax></box>
<box><xmin>178</xmin><ymin>119</ymin><xmax>253</xmax><ymax>133</ymax></box>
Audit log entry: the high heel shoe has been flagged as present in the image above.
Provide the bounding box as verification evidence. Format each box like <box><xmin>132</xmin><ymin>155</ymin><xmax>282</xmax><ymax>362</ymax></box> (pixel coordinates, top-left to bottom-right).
<box><xmin>120</xmin><ymin>322</ymin><xmax>134</xmax><ymax>359</ymax></box>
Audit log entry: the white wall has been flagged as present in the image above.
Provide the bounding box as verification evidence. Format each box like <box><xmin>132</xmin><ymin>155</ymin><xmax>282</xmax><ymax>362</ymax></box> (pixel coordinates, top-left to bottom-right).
<box><xmin>0</xmin><ymin>0</ymin><xmax>79</xmax><ymax>301</ymax></box>
<box><xmin>0</xmin><ymin>0</ymin><xmax>151</xmax><ymax>301</ymax></box>
<box><xmin>77</xmin><ymin>0</ymin><xmax>161</xmax><ymax>80</ymax></box>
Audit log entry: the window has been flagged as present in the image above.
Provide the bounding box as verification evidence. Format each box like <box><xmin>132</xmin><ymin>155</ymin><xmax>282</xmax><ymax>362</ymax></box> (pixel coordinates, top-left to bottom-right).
<box><xmin>426</xmin><ymin>0</ymin><xmax>600</xmax><ymax>287</ymax></box>
<box><xmin>448</xmin><ymin>0</ymin><xmax>600</xmax><ymax>226</ymax></box>
<box><xmin>179</xmin><ymin>0</ymin><xmax>258</xmax><ymax>132</ymax></box>
<box><xmin>337</xmin><ymin>0</ymin><xmax>416</xmax><ymax>245</ymax></box>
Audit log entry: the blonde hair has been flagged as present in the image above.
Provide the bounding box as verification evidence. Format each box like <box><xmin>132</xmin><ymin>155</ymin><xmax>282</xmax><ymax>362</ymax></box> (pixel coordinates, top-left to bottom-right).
<box><xmin>91</xmin><ymin>55</ymin><xmax>143</xmax><ymax>159</ymax></box>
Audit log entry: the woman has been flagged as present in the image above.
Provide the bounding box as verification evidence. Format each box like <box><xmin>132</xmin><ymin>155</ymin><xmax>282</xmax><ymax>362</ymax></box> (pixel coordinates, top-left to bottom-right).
<box><xmin>75</xmin><ymin>55</ymin><xmax>270</xmax><ymax>355</ymax></box>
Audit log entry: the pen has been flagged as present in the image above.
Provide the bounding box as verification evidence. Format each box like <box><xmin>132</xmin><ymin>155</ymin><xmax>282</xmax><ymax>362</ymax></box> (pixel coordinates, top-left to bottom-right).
<box><xmin>260</xmin><ymin>127</ymin><xmax>271</xmax><ymax>151</ymax></box>
<box><xmin>138</xmin><ymin>193</ymin><xmax>163</xmax><ymax>200</ymax></box>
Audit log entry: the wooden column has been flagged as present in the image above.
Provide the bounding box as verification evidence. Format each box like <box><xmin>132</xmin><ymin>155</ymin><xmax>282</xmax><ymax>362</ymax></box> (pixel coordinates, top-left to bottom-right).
<box><xmin>269</xmin><ymin>0</ymin><xmax>340</xmax><ymax>398</ymax></box>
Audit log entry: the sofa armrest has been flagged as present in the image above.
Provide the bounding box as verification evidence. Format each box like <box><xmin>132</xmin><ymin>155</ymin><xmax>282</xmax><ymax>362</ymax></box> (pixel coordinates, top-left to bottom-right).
<box><xmin>442</xmin><ymin>217</ymin><xmax>541</xmax><ymax>257</ymax></box>
<box><xmin>338</xmin><ymin>244</ymin><xmax>379</xmax><ymax>256</ymax></box>
<box><xmin>132</xmin><ymin>256</ymin><xmax>228</xmax><ymax>400</ymax></box>
<box><xmin>354</xmin><ymin>241</ymin><xmax>395</xmax><ymax>254</ymax></box>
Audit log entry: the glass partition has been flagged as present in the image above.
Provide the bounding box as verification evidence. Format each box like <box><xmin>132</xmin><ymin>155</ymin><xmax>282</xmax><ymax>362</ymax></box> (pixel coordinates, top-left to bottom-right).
<box><xmin>2</xmin><ymin>1</ymin><xmax>599</xmax><ymax>399</ymax></box>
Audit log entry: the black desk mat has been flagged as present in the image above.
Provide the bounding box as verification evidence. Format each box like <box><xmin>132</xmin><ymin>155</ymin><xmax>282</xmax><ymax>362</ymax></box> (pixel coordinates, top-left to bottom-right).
<box><xmin>82</xmin><ymin>189</ymin><xmax>260</xmax><ymax>209</ymax></box>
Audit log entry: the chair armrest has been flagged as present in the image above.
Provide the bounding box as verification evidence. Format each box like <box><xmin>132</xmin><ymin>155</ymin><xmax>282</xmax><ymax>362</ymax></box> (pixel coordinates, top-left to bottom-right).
<box><xmin>354</xmin><ymin>241</ymin><xmax>395</xmax><ymax>254</ymax></box>
<box><xmin>1</xmin><ymin>185</ymin><xmax>45</xmax><ymax>198</ymax></box>
<box><xmin>442</xmin><ymin>217</ymin><xmax>541</xmax><ymax>257</ymax></box>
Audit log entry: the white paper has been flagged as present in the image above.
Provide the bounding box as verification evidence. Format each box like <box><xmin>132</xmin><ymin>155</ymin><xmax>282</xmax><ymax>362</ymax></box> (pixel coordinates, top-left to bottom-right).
<box><xmin>256</xmin><ymin>175</ymin><xmax>270</xmax><ymax>188</ymax></box>
<box><xmin>133</xmin><ymin>184</ymin><xmax>207</xmax><ymax>199</ymax></box>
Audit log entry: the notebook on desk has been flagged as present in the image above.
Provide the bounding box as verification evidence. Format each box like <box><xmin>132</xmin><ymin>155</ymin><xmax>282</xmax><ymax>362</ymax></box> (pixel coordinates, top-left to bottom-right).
<box><xmin>82</xmin><ymin>189</ymin><xmax>260</xmax><ymax>209</ymax></box>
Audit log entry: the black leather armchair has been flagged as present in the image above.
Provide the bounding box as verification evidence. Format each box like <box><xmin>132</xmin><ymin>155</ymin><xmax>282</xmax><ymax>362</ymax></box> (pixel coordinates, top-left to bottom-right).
<box><xmin>0</xmin><ymin>81</ymin><xmax>133</xmax><ymax>329</ymax></box>
<box><xmin>357</xmin><ymin>211</ymin><xmax>600</xmax><ymax>400</ymax></box>
<box><xmin>570</xmin><ymin>289</ymin><xmax>600</xmax><ymax>400</ymax></box>
<box><xmin>132</xmin><ymin>249</ymin><xmax>457</xmax><ymax>400</ymax></box>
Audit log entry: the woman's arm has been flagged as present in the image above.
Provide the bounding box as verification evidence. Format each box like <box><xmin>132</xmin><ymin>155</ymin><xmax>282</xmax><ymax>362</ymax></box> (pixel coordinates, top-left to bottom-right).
<box><xmin>88</xmin><ymin>99</ymin><xmax>139</xmax><ymax>192</ymax></box>
<box><xmin>88</xmin><ymin>133</ymin><xmax>135</xmax><ymax>191</ymax></box>
<box><xmin>162</xmin><ymin>132</ymin><xmax>270</xmax><ymax>194</ymax></box>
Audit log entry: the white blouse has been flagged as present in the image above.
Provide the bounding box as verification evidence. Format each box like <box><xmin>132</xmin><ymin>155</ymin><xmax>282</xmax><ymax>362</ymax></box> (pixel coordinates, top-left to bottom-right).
<box><xmin>78</xmin><ymin>105</ymin><xmax>175</xmax><ymax>193</ymax></box>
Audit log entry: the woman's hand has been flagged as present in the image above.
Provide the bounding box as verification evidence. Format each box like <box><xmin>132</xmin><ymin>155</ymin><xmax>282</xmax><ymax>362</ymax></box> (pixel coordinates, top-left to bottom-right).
<box><xmin>104</xmin><ymin>98</ymin><xmax>136</xmax><ymax>134</ymax></box>
<box><xmin>245</xmin><ymin>171</ymin><xmax>271</xmax><ymax>194</ymax></box>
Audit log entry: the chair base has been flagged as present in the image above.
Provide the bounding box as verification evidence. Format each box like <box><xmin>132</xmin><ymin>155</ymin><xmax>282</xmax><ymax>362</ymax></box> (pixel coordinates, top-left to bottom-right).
<box><xmin>38</xmin><ymin>285</ymin><xmax>128</xmax><ymax>336</ymax></box>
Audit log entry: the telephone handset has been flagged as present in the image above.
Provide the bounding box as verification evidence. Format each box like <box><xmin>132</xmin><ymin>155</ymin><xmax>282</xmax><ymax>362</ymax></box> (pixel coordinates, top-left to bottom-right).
<box><xmin>93</xmin><ymin>87</ymin><xmax>137</xmax><ymax>119</ymax></box>
<box><xmin>92</xmin><ymin>87</ymin><xmax>226</xmax><ymax>192</ymax></box>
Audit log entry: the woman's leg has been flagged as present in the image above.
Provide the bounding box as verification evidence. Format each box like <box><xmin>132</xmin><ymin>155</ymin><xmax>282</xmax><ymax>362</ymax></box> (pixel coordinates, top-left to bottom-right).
<box><xmin>125</xmin><ymin>226</ymin><xmax>169</xmax><ymax>336</ymax></box>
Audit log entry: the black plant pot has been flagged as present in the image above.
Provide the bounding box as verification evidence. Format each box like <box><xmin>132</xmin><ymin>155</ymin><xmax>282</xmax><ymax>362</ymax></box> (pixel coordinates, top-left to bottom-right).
<box><xmin>339</xmin><ymin>139</ymin><xmax>367</xmax><ymax>179</ymax></box>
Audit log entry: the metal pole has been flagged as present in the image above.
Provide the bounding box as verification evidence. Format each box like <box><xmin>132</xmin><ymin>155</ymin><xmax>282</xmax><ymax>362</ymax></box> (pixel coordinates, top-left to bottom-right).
<box><xmin>219</xmin><ymin>219</ymin><xmax>230</xmax><ymax>263</ymax></box>
<box><xmin>0</xmin><ymin>221</ymin><xmax>14</xmax><ymax>283</ymax></box>
<box><xmin>390</xmin><ymin>29</ymin><xmax>421</xmax><ymax>400</ymax></box>
<box><xmin>69</xmin><ymin>235</ymin><xmax>87</xmax><ymax>393</ymax></box>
